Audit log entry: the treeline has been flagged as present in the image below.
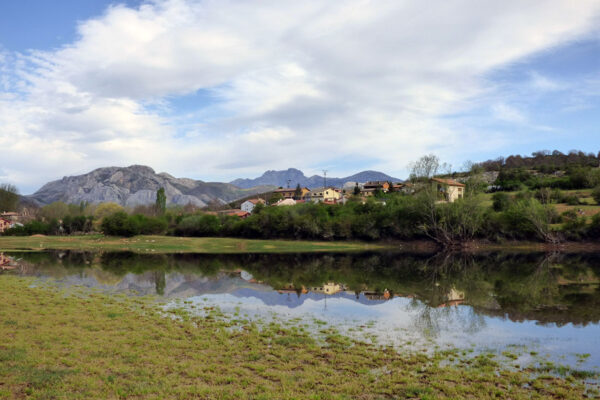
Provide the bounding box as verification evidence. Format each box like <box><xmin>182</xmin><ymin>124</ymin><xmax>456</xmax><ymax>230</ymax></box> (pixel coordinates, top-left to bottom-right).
<box><xmin>478</xmin><ymin>149</ymin><xmax>600</xmax><ymax>172</ymax></box>
<box><xmin>4</xmin><ymin>189</ymin><xmax>600</xmax><ymax>245</ymax></box>
<box><xmin>171</xmin><ymin>193</ymin><xmax>600</xmax><ymax>245</ymax></box>
<box><xmin>493</xmin><ymin>166</ymin><xmax>600</xmax><ymax>191</ymax></box>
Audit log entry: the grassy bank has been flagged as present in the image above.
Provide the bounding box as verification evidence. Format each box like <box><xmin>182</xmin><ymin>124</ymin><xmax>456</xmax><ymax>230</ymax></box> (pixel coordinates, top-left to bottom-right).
<box><xmin>0</xmin><ymin>235</ymin><xmax>390</xmax><ymax>254</ymax></box>
<box><xmin>0</xmin><ymin>275</ymin><xmax>593</xmax><ymax>399</ymax></box>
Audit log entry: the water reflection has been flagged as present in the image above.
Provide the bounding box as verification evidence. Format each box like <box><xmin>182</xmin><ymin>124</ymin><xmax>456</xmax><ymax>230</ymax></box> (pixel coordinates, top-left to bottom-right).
<box><xmin>2</xmin><ymin>250</ymin><xmax>600</xmax><ymax>326</ymax></box>
<box><xmin>3</xmin><ymin>249</ymin><xmax>600</xmax><ymax>367</ymax></box>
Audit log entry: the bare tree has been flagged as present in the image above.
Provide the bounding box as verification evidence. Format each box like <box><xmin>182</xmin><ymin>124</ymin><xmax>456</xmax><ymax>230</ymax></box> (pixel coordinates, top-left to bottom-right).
<box><xmin>408</xmin><ymin>154</ymin><xmax>440</xmax><ymax>181</ymax></box>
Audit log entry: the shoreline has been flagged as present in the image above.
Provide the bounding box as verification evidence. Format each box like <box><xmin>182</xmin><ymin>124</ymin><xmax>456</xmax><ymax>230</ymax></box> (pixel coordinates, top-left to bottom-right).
<box><xmin>1</xmin><ymin>234</ymin><xmax>600</xmax><ymax>254</ymax></box>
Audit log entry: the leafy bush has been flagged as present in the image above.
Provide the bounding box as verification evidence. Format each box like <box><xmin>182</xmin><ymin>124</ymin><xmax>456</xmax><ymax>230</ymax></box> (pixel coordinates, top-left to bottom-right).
<box><xmin>499</xmin><ymin>199</ymin><xmax>559</xmax><ymax>242</ymax></box>
<box><xmin>593</xmin><ymin>186</ymin><xmax>600</xmax><ymax>205</ymax></box>
<box><xmin>492</xmin><ymin>192</ymin><xmax>511</xmax><ymax>212</ymax></box>
<box><xmin>588</xmin><ymin>214</ymin><xmax>600</xmax><ymax>238</ymax></box>
<box><xmin>101</xmin><ymin>212</ymin><xmax>167</xmax><ymax>237</ymax></box>
<box><xmin>563</xmin><ymin>195</ymin><xmax>581</xmax><ymax>206</ymax></box>
<box><xmin>175</xmin><ymin>214</ymin><xmax>222</xmax><ymax>237</ymax></box>
<box><xmin>561</xmin><ymin>210</ymin><xmax>587</xmax><ymax>239</ymax></box>
<box><xmin>2</xmin><ymin>220</ymin><xmax>59</xmax><ymax>236</ymax></box>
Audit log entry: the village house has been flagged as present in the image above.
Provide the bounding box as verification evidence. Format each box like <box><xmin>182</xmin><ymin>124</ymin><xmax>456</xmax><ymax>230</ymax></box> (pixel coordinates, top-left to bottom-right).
<box><xmin>206</xmin><ymin>209</ymin><xmax>250</xmax><ymax>219</ymax></box>
<box><xmin>0</xmin><ymin>218</ymin><xmax>13</xmax><ymax>233</ymax></box>
<box><xmin>307</xmin><ymin>187</ymin><xmax>342</xmax><ymax>203</ymax></box>
<box><xmin>240</xmin><ymin>198</ymin><xmax>264</xmax><ymax>214</ymax></box>
<box><xmin>1</xmin><ymin>212</ymin><xmax>20</xmax><ymax>222</ymax></box>
<box><xmin>431</xmin><ymin>178</ymin><xmax>465</xmax><ymax>202</ymax></box>
<box><xmin>274</xmin><ymin>198</ymin><xmax>296</xmax><ymax>206</ymax></box>
<box><xmin>273</xmin><ymin>187</ymin><xmax>310</xmax><ymax>200</ymax></box>
<box><xmin>363</xmin><ymin>181</ymin><xmax>390</xmax><ymax>192</ymax></box>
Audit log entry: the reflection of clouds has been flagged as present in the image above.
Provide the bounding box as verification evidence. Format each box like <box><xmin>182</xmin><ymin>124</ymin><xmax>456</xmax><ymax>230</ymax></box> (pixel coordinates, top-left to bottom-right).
<box><xmin>180</xmin><ymin>292</ymin><xmax>600</xmax><ymax>369</ymax></box>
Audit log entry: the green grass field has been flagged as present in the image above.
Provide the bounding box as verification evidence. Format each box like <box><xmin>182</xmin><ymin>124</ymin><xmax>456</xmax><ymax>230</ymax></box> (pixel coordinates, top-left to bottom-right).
<box><xmin>0</xmin><ymin>235</ymin><xmax>389</xmax><ymax>254</ymax></box>
<box><xmin>0</xmin><ymin>275</ymin><xmax>594</xmax><ymax>399</ymax></box>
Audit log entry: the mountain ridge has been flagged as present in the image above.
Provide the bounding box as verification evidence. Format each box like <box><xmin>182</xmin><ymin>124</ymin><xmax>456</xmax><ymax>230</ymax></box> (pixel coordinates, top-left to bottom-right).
<box><xmin>27</xmin><ymin>165</ymin><xmax>273</xmax><ymax>207</ymax></box>
<box><xmin>230</xmin><ymin>168</ymin><xmax>402</xmax><ymax>189</ymax></box>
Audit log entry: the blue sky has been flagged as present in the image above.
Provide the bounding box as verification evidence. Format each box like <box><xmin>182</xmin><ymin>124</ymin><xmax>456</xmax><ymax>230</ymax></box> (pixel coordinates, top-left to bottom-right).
<box><xmin>0</xmin><ymin>0</ymin><xmax>599</xmax><ymax>194</ymax></box>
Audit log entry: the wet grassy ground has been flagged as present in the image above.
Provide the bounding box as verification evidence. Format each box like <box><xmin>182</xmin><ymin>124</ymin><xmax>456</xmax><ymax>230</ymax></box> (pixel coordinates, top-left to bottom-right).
<box><xmin>0</xmin><ymin>275</ymin><xmax>596</xmax><ymax>399</ymax></box>
<box><xmin>0</xmin><ymin>235</ymin><xmax>390</xmax><ymax>254</ymax></box>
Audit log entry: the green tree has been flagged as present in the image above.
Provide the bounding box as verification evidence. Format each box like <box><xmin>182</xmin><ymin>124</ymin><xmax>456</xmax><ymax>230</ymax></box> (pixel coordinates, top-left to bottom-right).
<box><xmin>156</xmin><ymin>188</ymin><xmax>167</xmax><ymax>215</ymax></box>
<box><xmin>353</xmin><ymin>183</ymin><xmax>361</xmax><ymax>195</ymax></box>
<box><xmin>269</xmin><ymin>192</ymin><xmax>283</xmax><ymax>204</ymax></box>
<box><xmin>93</xmin><ymin>202</ymin><xmax>125</xmax><ymax>229</ymax></box>
<box><xmin>40</xmin><ymin>202</ymin><xmax>69</xmax><ymax>220</ymax></box>
<box><xmin>294</xmin><ymin>184</ymin><xmax>302</xmax><ymax>200</ymax></box>
<box><xmin>0</xmin><ymin>183</ymin><xmax>19</xmax><ymax>212</ymax></box>
<box><xmin>593</xmin><ymin>185</ymin><xmax>600</xmax><ymax>205</ymax></box>
<box><xmin>492</xmin><ymin>192</ymin><xmax>511</xmax><ymax>212</ymax></box>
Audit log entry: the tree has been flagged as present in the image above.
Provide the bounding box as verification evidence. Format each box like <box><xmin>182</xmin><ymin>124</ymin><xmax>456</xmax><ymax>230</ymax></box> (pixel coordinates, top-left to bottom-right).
<box><xmin>492</xmin><ymin>192</ymin><xmax>511</xmax><ymax>212</ymax></box>
<box><xmin>94</xmin><ymin>202</ymin><xmax>125</xmax><ymax>222</ymax></box>
<box><xmin>408</xmin><ymin>154</ymin><xmax>440</xmax><ymax>181</ymax></box>
<box><xmin>40</xmin><ymin>202</ymin><xmax>69</xmax><ymax>220</ymax></box>
<box><xmin>294</xmin><ymin>184</ymin><xmax>302</xmax><ymax>200</ymax></box>
<box><xmin>156</xmin><ymin>188</ymin><xmax>167</xmax><ymax>215</ymax></box>
<box><xmin>593</xmin><ymin>185</ymin><xmax>600</xmax><ymax>205</ymax></box>
<box><xmin>269</xmin><ymin>192</ymin><xmax>283</xmax><ymax>204</ymax></box>
<box><xmin>416</xmin><ymin>188</ymin><xmax>485</xmax><ymax>247</ymax></box>
<box><xmin>0</xmin><ymin>183</ymin><xmax>19</xmax><ymax>212</ymax></box>
<box><xmin>353</xmin><ymin>183</ymin><xmax>361</xmax><ymax>195</ymax></box>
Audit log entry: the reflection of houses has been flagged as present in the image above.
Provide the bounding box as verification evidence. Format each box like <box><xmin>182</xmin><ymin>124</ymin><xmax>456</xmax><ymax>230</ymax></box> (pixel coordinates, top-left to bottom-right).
<box><xmin>309</xmin><ymin>282</ymin><xmax>344</xmax><ymax>295</ymax></box>
<box><xmin>437</xmin><ymin>288</ymin><xmax>465</xmax><ymax>308</ymax></box>
<box><xmin>277</xmin><ymin>284</ymin><xmax>308</xmax><ymax>296</ymax></box>
<box><xmin>0</xmin><ymin>253</ymin><xmax>16</xmax><ymax>270</ymax></box>
<box><xmin>240</xmin><ymin>198</ymin><xmax>265</xmax><ymax>214</ymax></box>
<box><xmin>363</xmin><ymin>289</ymin><xmax>392</xmax><ymax>300</ymax></box>
<box><xmin>431</xmin><ymin>178</ymin><xmax>465</xmax><ymax>203</ymax></box>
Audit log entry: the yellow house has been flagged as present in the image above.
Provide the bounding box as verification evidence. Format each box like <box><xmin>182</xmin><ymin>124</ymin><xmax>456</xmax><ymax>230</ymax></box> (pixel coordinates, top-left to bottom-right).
<box><xmin>308</xmin><ymin>187</ymin><xmax>342</xmax><ymax>203</ymax></box>
<box><xmin>310</xmin><ymin>282</ymin><xmax>344</xmax><ymax>295</ymax></box>
<box><xmin>431</xmin><ymin>178</ymin><xmax>465</xmax><ymax>202</ymax></box>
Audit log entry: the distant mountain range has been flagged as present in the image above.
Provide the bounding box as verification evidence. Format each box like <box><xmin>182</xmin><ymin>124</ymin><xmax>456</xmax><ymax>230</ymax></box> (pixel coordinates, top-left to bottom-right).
<box><xmin>26</xmin><ymin>165</ymin><xmax>273</xmax><ymax>207</ymax></box>
<box><xmin>25</xmin><ymin>166</ymin><xmax>403</xmax><ymax>207</ymax></box>
<box><xmin>230</xmin><ymin>168</ymin><xmax>402</xmax><ymax>189</ymax></box>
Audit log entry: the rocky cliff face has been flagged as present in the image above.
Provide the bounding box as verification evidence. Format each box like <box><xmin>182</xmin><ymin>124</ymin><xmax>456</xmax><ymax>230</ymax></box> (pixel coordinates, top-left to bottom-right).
<box><xmin>230</xmin><ymin>168</ymin><xmax>403</xmax><ymax>189</ymax></box>
<box><xmin>27</xmin><ymin>165</ymin><xmax>273</xmax><ymax>207</ymax></box>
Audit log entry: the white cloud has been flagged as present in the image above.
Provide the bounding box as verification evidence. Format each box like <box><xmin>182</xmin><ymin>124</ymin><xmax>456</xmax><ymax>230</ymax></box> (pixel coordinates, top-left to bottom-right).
<box><xmin>2</xmin><ymin>0</ymin><xmax>600</xmax><ymax>192</ymax></box>
<box><xmin>491</xmin><ymin>103</ymin><xmax>527</xmax><ymax>124</ymax></box>
<box><xmin>529</xmin><ymin>71</ymin><xmax>563</xmax><ymax>91</ymax></box>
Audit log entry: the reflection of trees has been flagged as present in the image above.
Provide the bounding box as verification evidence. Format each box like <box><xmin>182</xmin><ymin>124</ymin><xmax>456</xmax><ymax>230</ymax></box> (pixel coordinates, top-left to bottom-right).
<box><xmin>10</xmin><ymin>250</ymin><xmax>600</xmax><ymax>326</ymax></box>
<box><xmin>154</xmin><ymin>270</ymin><xmax>166</xmax><ymax>296</ymax></box>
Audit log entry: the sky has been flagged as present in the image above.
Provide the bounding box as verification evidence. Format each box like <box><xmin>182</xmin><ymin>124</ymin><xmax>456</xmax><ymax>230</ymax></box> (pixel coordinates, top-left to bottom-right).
<box><xmin>1</xmin><ymin>0</ymin><xmax>599</xmax><ymax>194</ymax></box>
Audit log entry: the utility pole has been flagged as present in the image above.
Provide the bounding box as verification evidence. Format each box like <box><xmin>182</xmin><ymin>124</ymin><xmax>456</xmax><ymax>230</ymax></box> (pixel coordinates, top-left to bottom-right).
<box><xmin>322</xmin><ymin>170</ymin><xmax>328</xmax><ymax>189</ymax></box>
<box><xmin>287</xmin><ymin>179</ymin><xmax>291</xmax><ymax>189</ymax></box>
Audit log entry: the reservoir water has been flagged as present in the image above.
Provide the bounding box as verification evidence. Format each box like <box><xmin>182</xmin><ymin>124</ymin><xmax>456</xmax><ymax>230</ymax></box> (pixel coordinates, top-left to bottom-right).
<box><xmin>2</xmin><ymin>250</ymin><xmax>599</xmax><ymax>373</ymax></box>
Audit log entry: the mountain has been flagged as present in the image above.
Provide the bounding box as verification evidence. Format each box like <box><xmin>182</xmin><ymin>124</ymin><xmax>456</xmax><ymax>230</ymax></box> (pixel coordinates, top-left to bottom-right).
<box><xmin>230</xmin><ymin>168</ymin><xmax>402</xmax><ymax>189</ymax></box>
<box><xmin>27</xmin><ymin>165</ymin><xmax>274</xmax><ymax>207</ymax></box>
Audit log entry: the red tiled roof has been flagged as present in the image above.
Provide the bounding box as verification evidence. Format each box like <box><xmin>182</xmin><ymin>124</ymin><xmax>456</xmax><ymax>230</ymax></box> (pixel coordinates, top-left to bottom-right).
<box><xmin>431</xmin><ymin>178</ymin><xmax>465</xmax><ymax>187</ymax></box>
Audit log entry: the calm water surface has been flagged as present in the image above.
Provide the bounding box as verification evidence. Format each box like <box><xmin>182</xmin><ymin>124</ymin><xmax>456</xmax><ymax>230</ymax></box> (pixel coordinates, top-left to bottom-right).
<box><xmin>2</xmin><ymin>250</ymin><xmax>600</xmax><ymax>371</ymax></box>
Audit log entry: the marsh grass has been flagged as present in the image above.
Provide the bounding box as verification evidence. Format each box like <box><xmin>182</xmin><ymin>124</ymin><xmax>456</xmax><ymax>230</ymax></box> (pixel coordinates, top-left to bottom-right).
<box><xmin>0</xmin><ymin>275</ymin><xmax>596</xmax><ymax>399</ymax></box>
